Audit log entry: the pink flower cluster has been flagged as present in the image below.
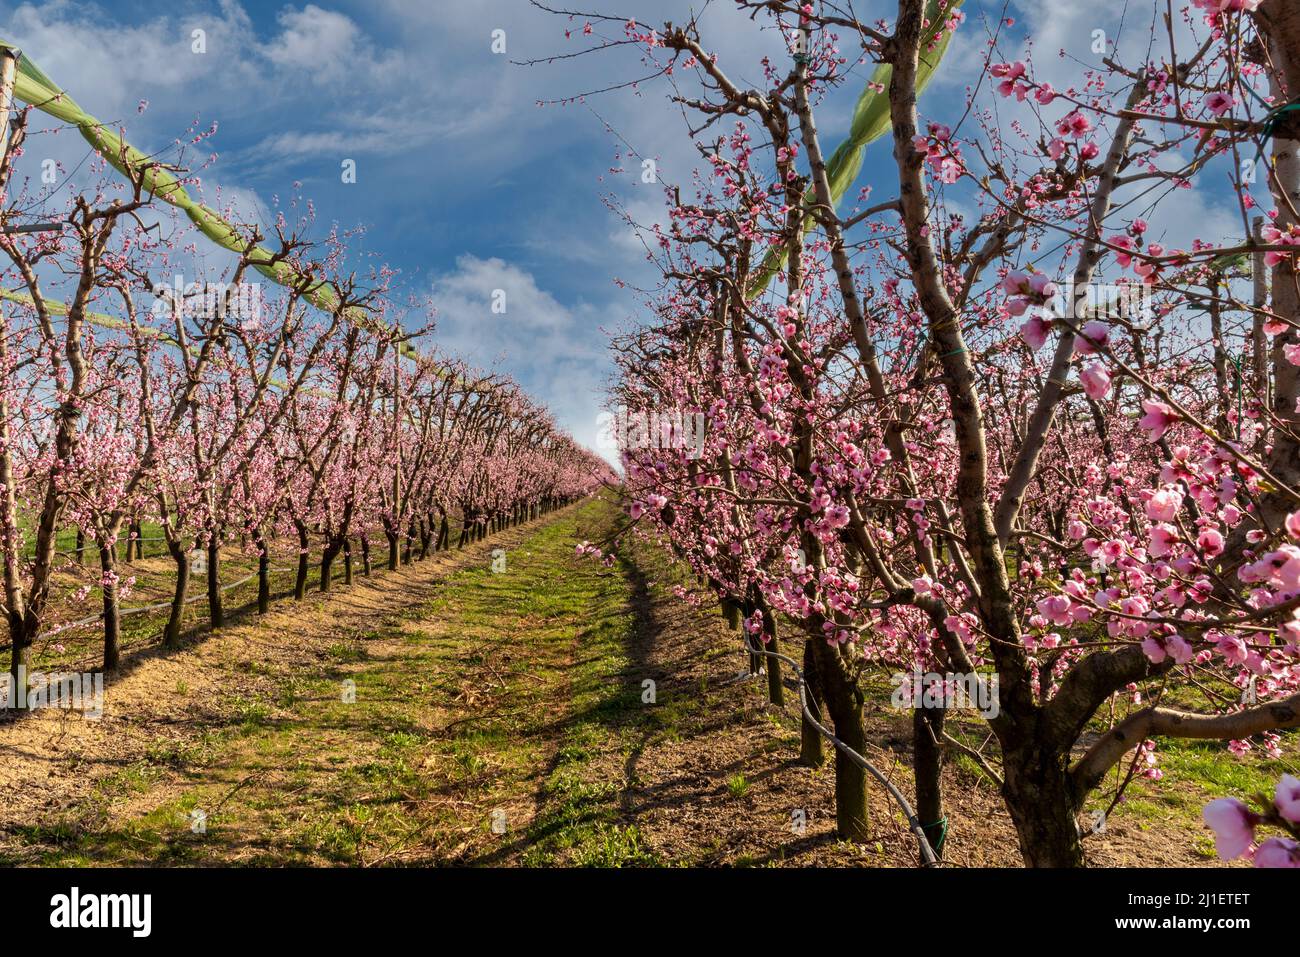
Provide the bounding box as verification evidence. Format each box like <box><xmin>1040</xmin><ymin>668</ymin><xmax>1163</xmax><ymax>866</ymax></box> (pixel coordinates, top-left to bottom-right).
<box><xmin>1259</xmin><ymin>220</ymin><xmax>1300</xmax><ymax>268</ymax></box>
<box><xmin>1002</xmin><ymin>270</ymin><xmax>1059</xmax><ymax>350</ymax></box>
<box><xmin>912</xmin><ymin>122</ymin><xmax>964</xmax><ymax>184</ymax></box>
<box><xmin>1203</xmin><ymin>774</ymin><xmax>1300</xmax><ymax>867</ymax></box>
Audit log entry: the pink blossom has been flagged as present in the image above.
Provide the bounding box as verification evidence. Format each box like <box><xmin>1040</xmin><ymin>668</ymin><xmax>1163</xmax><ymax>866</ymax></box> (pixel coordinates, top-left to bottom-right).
<box><xmin>1027</xmin><ymin>273</ymin><xmax>1056</xmax><ymax>297</ymax></box>
<box><xmin>1036</xmin><ymin>594</ymin><xmax>1078</xmax><ymax>626</ymax></box>
<box><xmin>1020</xmin><ymin>315</ymin><xmax>1052</xmax><ymax>350</ymax></box>
<box><xmin>1202</xmin><ymin>798</ymin><xmax>1257</xmax><ymax>859</ymax></box>
<box><xmin>1217</xmin><ymin>634</ymin><xmax>1248</xmax><ymax>666</ymax></box>
<box><xmin>1204</xmin><ymin>92</ymin><xmax>1235</xmax><ymax>117</ymax></box>
<box><xmin>1276</xmin><ymin>774</ymin><xmax>1300</xmax><ymax>824</ymax></box>
<box><xmin>991</xmin><ymin>61</ymin><xmax>1027</xmax><ymax>97</ymax></box>
<box><xmin>1167</xmin><ymin>634</ymin><xmax>1195</xmax><ymax>664</ymax></box>
<box><xmin>1074</xmin><ymin>320</ymin><xmax>1110</xmax><ymax>355</ymax></box>
<box><xmin>1254</xmin><ymin>837</ymin><xmax>1300</xmax><ymax>868</ymax></box>
<box><xmin>1056</xmin><ymin>110</ymin><xmax>1092</xmax><ymax>139</ymax></box>
<box><xmin>1148</xmin><ymin>523</ymin><xmax>1178</xmax><ymax>558</ymax></box>
<box><xmin>1146</xmin><ymin>487</ymin><xmax>1183</xmax><ymax>522</ymax></box>
<box><xmin>1110</xmin><ymin>234</ymin><xmax>1135</xmax><ymax>268</ymax></box>
<box><xmin>1141</xmin><ymin>636</ymin><xmax>1168</xmax><ymax>663</ymax></box>
<box><xmin>1079</xmin><ymin>363</ymin><xmax>1111</xmax><ymax>400</ymax></box>
<box><xmin>1190</xmin><ymin>0</ymin><xmax>1261</xmax><ymax>11</ymax></box>
<box><xmin>1138</xmin><ymin>399</ymin><xmax>1177</xmax><ymax>440</ymax></box>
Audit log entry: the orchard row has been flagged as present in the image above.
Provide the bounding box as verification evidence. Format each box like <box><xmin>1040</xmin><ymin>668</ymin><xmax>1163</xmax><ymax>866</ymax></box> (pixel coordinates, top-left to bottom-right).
<box><xmin>583</xmin><ymin>0</ymin><xmax>1300</xmax><ymax>866</ymax></box>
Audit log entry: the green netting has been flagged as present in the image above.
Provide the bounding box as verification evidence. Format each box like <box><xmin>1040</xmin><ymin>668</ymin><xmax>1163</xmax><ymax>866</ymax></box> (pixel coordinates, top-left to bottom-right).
<box><xmin>0</xmin><ymin>40</ymin><xmax>419</xmax><ymax>359</ymax></box>
<box><xmin>748</xmin><ymin>0</ymin><xmax>963</xmax><ymax>296</ymax></box>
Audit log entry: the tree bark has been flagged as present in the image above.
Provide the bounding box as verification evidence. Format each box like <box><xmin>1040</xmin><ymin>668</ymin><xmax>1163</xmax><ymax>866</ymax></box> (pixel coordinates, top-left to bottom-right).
<box><xmin>320</xmin><ymin>540</ymin><xmax>340</xmax><ymax>592</ymax></box>
<box><xmin>295</xmin><ymin>525</ymin><xmax>310</xmax><ymax>600</ymax></box>
<box><xmin>800</xmin><ymin>638</ymin><xmax>826</xmax><ymax>767</ymax></box>
<box><xmin>163</xmin><ymin>548</ymin><xmax>189</xmax><ymax>648</ymax></box>
<box><xmin>257</xmin><ymin>550</ymin><xmax>270</xmax><ymax>615</ymax></box>
<box><xmin>1003</xmin><ymin>744</ymin><xmax>1085</xmax><ymax>867</ymax></box>
<box><xmin>913</xmin><ymin>703</ymin><xmax>946</xmax><ymax>859</ymax></box>
<box><xmin>809</xmin><ymin>635</ymin><xmax>869</xmax><ymax>841</ymax></box>
<box><xmin>206</xmin><ymin>539</ymin><xmax>223</xmax><ymax>630</ymax></box>
<box><xmin>100</xmin><ymin>542</ymin><xmax>120</xmax><ymax>671</ymax></box>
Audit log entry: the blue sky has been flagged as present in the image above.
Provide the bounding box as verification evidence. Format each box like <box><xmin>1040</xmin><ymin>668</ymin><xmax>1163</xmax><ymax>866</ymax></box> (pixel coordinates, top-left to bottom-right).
<box><xmin>0</xmin><ymin>1</ymin><xmax>1247</xmax><ymax>462</ymax></box>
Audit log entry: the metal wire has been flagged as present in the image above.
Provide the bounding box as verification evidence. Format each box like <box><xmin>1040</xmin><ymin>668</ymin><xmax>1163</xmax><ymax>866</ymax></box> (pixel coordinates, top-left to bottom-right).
<box><xmin>42</xmin><ymin>565</ymin><xmax>297</xmax><ymax>640</ymax></box>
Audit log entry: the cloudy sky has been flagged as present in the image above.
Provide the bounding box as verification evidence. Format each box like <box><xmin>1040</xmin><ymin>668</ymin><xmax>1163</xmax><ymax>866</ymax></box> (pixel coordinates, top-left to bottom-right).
<box><xmin>0</xmin><ymin>1</ymin><xmax>1246</xmax><ymax>463</ymax></box>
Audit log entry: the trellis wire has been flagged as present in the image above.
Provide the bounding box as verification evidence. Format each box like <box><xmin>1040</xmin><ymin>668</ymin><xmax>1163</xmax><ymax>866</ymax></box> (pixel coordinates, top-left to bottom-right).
<box><xmin>41</xmin><ymin>565</ymin><xmax>297</xmax><ymax>641</ymax></box>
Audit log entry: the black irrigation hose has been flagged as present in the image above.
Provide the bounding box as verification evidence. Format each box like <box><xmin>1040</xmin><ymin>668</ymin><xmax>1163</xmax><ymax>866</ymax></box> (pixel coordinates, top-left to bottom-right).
<box><xmin>739</xmin><ymin>629</ymin><xmax>941</xmax><ymax>867</ymax></box>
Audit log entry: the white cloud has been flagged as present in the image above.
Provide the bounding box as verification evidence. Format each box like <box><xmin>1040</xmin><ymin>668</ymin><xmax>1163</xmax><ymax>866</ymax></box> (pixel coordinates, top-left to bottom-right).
<box><xmin>262</xmin><ymin>5</ymin><xmax>359</xmax><ymax>79</ymax></box>
<box><xmin>427</xmin><ymin>255</ymin><xmax>614</xmax><ymax>462</ymax></box>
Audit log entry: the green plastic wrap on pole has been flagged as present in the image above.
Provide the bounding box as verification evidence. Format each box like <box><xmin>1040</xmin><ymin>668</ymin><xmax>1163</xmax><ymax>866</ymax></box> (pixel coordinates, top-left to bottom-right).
<box><xmin>747</xmin><ymin>0</ymin><xmax>962</xmax><ymax>297</ymax></box>
<box><xmin>0</xmin><ymin>39</ymin><xmax>420</xmax><ymax>360</ymax></box>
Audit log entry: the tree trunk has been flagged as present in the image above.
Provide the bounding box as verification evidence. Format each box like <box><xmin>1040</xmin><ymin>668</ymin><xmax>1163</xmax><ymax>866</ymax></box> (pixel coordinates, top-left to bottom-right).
<box><xmin>206</xmin><ymin>539</ymin><xmax>223</xmax><ymax>630</ymax></box>
<box><xmin>913</xmin><ymin>703</ymin><xmax>946</xmax><ymax>859</ymax></box>
<box><xmin>295</xmin><ymin>526</ymin><xmax>310</xmax><ymax>600</ymax></box>
<box><xmin>1252</xmin><ymin>5</ymin><xmax>1300</xmax><ymax>525</ymax></box>
<box><xmin>417</xmin><ymin>518</ymin><xmax>431</xmax><ymax>560</ymax></box>
<box><xmin>402</xmin><ymin>520</ymin><xmax>415</xmax><ymax>565</ymax></box>
<box><xmin>361</xmin><ymin>536</ymin><xmax>372</xmax><ymax>576</ymax></box>
<box><xmin>343</xmin><ymin>538</ymin><xmax>353</xmax><ymax>585</ymax></box>
<box><xmin>164</xmin><ymin>549</ymin><xmax>189</xmax><ymax>648</ymax></box>
<box><xmin>100</xmin><ymin>543</ymin><xmax>120</xmax><ymax>671</ymax></box>
<box><xmin>257</xmin><ymin>549</ymin><xmax>270</xmax><ymax>615</ymax></box>
<box><xmin>809</xmin><ymin>636</ymin><xmax>869</xmax><ymax>841</ymax></box>
<box><xmin>762</xmin><ymin>607</ymin><xmax>783</xmax><ymax>706</ymax></box>
<box><xmin>800</xmin><ymin>638</ymin><xmax>826</xmax><ymax>767</ymax></box>
<box><xmin>320</xmin><ymin>540</ymin><xmax>340</xmax><ymax>592</ymax></box>
<box><xmin>1002</xmin><ymin>744</ymin><xmax>1085</xmax><ymax>867</ymax></box>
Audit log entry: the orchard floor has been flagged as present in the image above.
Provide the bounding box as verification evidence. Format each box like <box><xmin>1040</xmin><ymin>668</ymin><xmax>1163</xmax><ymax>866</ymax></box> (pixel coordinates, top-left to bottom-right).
<box><xmin>0</xmin><ymin>495</ymin><xmax>1284</xmax><ymax>867</ymax></box>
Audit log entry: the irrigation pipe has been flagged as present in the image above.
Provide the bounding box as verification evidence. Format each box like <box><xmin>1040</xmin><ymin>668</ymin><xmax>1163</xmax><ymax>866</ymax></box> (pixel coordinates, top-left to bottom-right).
<box><xmin>739</xmin><ymin>629</ymin><xmax>941</xmax><ymax>867</ymax></box>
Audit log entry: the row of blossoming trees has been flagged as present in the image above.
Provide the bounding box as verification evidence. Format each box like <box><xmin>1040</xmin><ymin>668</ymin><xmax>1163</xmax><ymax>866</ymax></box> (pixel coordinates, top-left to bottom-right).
<box><xmin>0</xmin><ymin>95</ymin><xmax>609</xmax><ymax>685</ymax></box>
<box><xmin>580</xmin><ymin>0</ymin><xmax>1300</xmax><ymax>866</ymax></box>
